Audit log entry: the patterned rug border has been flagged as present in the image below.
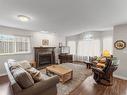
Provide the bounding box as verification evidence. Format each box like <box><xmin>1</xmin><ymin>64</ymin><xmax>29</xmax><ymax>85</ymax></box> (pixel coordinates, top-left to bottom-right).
<box><xmin>40</xmin><ymin>63</ymin><xmax>92</xmax><ymax>95</ymax></box>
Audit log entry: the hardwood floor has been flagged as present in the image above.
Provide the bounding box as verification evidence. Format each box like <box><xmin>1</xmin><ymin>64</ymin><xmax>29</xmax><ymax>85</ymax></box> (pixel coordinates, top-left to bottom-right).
<box><xmin>0</xmin><ymin>75</ymin><xmax>13</xmax><ymax>95</ymax></box>
<box><xmin>70</xmin><ymin>76</ymin><xmax>127</xmax><ymax>95</ymax></box>
<box><xmin>0</xmin><ymin>75</ymin><xmax>127</xmax><ymax>95</ymax></box>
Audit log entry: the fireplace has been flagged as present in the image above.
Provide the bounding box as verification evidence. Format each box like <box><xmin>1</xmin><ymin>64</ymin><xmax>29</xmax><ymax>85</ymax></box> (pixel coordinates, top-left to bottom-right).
<box><xmin>34</xmin><ymin>47</ymin><xmax>55</xmax><ymax>69</ymax></box>
<box><xmin>39</xmin><ymin>53</ymin><xmax>51</xmax><ymax>66</ymax></box>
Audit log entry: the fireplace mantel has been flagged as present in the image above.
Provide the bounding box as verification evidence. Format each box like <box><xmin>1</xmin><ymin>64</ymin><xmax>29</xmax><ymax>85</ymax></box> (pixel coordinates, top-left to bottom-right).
<box><xmin>34</xmin><ymin>47</ymin><xmax>56</xmax><ymax>69</ymax></box>
<box><xmin>34</xmin><ymin>47</ymin><xmax>56</xmax><ymax>49</ymax></box>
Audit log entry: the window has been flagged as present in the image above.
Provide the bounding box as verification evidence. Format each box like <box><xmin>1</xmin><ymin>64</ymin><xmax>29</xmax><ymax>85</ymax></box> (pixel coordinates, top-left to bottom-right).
<box><xmin>67</xmin><ymin>41</ymin><xmax>76</xmax><ymax>55</ymax></box>
<box><xmin>103</xmin><ymin>36</ymin><xmax>113</xmax><ymax>54</ymax></box>
<box><xmin>77</xmin><ymin>39</ymin><xmax>101</xmax><ymax>56</ymax></box>
<box><xmin>0</xmin><ymin>34</ymin><xmax>31</xmax><ymax>55</ymax></box>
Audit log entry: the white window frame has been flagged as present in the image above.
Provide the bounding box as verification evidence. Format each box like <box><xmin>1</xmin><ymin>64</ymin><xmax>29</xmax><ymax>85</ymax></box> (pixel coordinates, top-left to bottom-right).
<box><xmin>0</xmin><ymin>34</ymin><xmax>31</xmax><ymax>55</ymax></box>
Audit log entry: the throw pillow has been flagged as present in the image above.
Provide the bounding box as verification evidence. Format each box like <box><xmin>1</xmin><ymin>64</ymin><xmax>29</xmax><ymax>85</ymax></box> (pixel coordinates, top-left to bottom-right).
<box><xmin>99</xmin><ymin>58</ymin><xmax>106</xmax><ymax>63</ymax></box>
<box><xmin>11</xmin><ymin>67</ymin><xmax>34</xmax><ymax>89</ymax></box>
<box><xmin>18</xmin><ymin>60</ymin><xmax>32</xmax><ymax>69</ymax></box>
<box><xmin>8</xmin><ymin>59</ymin><xmax>19</xmax><ymax>68</ymax></box>
<box><xmin>26</xmin><ymin>67</ymin><xmax>44</xmax><ymax>82</ymax></box>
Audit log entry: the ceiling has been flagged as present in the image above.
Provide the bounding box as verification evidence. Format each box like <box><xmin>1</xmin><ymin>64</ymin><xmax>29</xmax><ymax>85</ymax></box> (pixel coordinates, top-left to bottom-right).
<box><xmin>0</xmin><ymin>0</ymin><xmax>127</xmax><ymax>35</ymax></box>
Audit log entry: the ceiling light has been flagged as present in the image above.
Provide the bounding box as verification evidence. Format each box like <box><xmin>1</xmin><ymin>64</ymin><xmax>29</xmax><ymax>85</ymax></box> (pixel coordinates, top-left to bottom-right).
<box><xmin>40</xmin><ymin>31</ymin><xmax>49</xmax><ymax>34</ymax></box>
<box><xmin>17</xmin><ymin>15</ymin><xmax>30</xmax><ymax>22</ymax></box>
<box><xmin>84</xmin><ymin>34</ymin><xmax>93</xmax><ymax>40</ymax></box>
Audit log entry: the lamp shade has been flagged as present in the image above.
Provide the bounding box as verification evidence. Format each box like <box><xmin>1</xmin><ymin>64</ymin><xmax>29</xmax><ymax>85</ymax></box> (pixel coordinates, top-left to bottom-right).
<box><xmin>103</xmin><ymin>50</ymin><xmax>111</xmax><ymax>57</ymax></box>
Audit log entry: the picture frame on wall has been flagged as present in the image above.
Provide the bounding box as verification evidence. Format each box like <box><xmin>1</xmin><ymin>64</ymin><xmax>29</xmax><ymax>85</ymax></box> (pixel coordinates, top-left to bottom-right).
<box><xmin>42</xmin><ymin>39</ymin><xmax>49</xmax><ymax>46</ymax></box>
<box><xmin>114</xmin><ymin>40</ymin><xmax>126</xmax><ymax>50</ymax></box>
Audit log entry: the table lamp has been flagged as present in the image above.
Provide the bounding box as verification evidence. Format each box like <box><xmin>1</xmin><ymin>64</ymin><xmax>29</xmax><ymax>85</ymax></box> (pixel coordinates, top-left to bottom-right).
<box><xmin>103</xmin><ymin>50</ymin><xmax>111</xmax><ymax>57</ymax></box>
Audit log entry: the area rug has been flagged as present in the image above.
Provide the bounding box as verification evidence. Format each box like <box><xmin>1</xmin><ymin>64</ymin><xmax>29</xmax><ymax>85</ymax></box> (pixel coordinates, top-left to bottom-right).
<box><xmin>40</xmin><ymin>63</ymin><xmax>92</xmax><ymax>95</ymax></box>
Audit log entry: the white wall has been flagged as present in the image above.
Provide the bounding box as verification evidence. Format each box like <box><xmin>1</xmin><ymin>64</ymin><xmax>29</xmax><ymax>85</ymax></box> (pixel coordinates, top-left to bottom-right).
<box><xmin>0</xmin><ymin>26</ymin><xmax>65</xmax><ymax>75</ymax></box>
<box><xmin>114</xmin><ymin>24</ymin><xmax>127</xmax><ymax>78</ymax></box>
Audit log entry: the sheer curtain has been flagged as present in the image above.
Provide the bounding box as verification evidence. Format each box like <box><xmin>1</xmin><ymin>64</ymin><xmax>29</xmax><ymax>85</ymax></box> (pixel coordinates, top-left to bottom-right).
<box><xmin>67</xmin><ymin>41</ymin><xmax>76</xmax><ymax>55</ymax></box>
<box><xmin>77</xmin><ymin>39</ymin><xmax>101</xmax><ymax>57</ymax></box>
<box><xmin>66</xmin><ymin>31</ymin><xmax>113</xmax><ymax>62</ymax></box>
<box><xmin>103</xmin><ymin>36</ymin><xmax>113</xmax><ymax>54</ymax></box>
<box><xmin>67</xmin><ymin>41</ymin><xmax>77</xmax><ymax>61</ymax></box>
<box><xmin>67</xmin><ymin>39</ymin><xmax>101</xmax><ymax>62</ymax></box>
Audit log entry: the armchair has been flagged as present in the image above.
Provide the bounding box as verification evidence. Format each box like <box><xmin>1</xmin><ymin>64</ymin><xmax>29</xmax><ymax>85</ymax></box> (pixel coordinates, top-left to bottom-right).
<box><xmin>92</xmin><ymin>58</ymin><xmax>118</xmax><ymax>86</ymax></box>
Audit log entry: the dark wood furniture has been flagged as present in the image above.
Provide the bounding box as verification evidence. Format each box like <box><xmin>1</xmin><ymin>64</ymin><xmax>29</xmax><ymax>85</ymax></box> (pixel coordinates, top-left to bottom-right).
<box><xmin>92</xmin><ymin>58</ymin><xmax>118</xmax><ymax>86</ymax></box>
<box><xmin>34</xmin><ymin>47</ymin><xmax>56</xmax><ymax>69</ymax></box>
<box><xmin>58</xmin><ymin>54</ymin><xmax>73</xmax><ymax>64</ymax></box>
<box><xmin>30</xmin><ymin>61</ymin><xmax>36</xmax><ymax>68</ymax></box>
<box><xmin>84</xmin><ymin>61</ymin><xmax>93</xmax><ymax>69</ymax></box>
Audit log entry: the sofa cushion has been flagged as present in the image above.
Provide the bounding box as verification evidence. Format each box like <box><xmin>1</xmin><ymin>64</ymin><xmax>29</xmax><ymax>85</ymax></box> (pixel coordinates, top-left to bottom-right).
<box><xmin>8</xmin><ymin>59</ymin><xmax>20</xmax><ymax>68</ymax></box>
<box><xmin>99</xmin><ymin>58</ymin><xmax>106</xmax><ymax>63</ymax></box>
<box><xmin>18</xmin><ymin>60</ymin><xmax>32</xmax><ymax>69</ymax></box>
<box><xmin>8</xmin><ymin>60</ymin><xmax>31</xmax><ymax>70</ymax></box>
<box><xmin>11</xmin><ymin>67</ymin><xmax>34</xmax><ymax>89</ymax></box>
<box><xmin>26</xmin><ymin>67</ymin><xmax>44</xmax><ymax>82</ymax></box>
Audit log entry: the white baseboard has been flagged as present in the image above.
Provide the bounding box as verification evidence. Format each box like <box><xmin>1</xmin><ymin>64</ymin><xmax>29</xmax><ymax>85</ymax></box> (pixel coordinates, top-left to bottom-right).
<box><xmin>113</xmin><ymin>75</ymin><xmax>127</xmax><ymax>80</ymax></box>
<box><xmin>0</xmin><ymin>73</ymin><xmax>7</xmax><ymax>77</ymax></box>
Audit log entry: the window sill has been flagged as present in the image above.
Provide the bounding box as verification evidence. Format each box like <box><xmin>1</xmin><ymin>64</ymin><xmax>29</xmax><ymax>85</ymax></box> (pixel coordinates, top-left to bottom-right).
<box><xmin>0</xmin><ymin>52</ymin><xmax>31</xmax><ymax>56</ymax></box>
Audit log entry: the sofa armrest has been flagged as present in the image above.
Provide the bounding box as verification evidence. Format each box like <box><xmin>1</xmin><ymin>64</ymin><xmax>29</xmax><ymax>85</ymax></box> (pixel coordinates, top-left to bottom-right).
<box><xmin>18</xmin><ymin>75</ymin><xmax>59</xmax><ymax>95</ymax></box>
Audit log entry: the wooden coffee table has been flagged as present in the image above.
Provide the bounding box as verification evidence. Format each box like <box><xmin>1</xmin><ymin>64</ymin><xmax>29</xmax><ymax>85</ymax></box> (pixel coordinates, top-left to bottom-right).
<box><xmin>46</xmin><ymin>65</ymin><xmax>73</xmax><ymax>83</ymax></box>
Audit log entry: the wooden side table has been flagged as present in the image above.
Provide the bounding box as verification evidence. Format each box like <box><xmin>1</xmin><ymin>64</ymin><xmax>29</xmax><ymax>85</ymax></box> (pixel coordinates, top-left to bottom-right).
<box><xmin>84</xmin><ymin>61</ymin><xmax>93</xmax><ymax>69</ymax></box>
<box><xmin>30</xmin><ymin>61</ymin><xmax>36</xmax><ymax>68</ymax></box>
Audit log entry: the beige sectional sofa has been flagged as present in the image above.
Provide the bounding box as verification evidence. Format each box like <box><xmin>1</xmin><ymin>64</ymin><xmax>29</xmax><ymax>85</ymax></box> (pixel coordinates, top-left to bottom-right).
<box><xmin>4</xmin><ymin>62</ymin><xmax>59</xmax><ymax>95</ymax></box>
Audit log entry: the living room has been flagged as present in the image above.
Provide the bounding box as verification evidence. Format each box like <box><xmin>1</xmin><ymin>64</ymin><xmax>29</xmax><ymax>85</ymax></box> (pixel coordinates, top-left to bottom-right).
<box><xmin>0</xmin><ymin>0</ymin><xmax>127</xmax><ymax>95</ymax></box>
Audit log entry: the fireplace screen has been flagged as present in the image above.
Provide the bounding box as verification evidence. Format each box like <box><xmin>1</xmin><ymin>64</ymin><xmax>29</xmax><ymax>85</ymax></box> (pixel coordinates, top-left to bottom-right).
<box><xmin>39</xmin><ymin>54</ymin><xmax>51</xmax><ymax>66</ymax></box>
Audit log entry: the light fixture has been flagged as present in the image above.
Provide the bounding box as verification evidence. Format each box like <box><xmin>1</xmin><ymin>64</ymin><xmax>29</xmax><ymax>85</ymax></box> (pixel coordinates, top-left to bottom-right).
<box><xmin>40</xmin><ymin>31</ymin><xmax>49</xmax><ymax>34</ymax></box>
<box><xmin>17</xmin><ymin>15</ymin><xmax>30</xmax><ymax>22</ymax></box>
<box><xmin>84</xmin><ymin>34</ymin><xmax>93</xmax><ymax>40</ymax></box>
